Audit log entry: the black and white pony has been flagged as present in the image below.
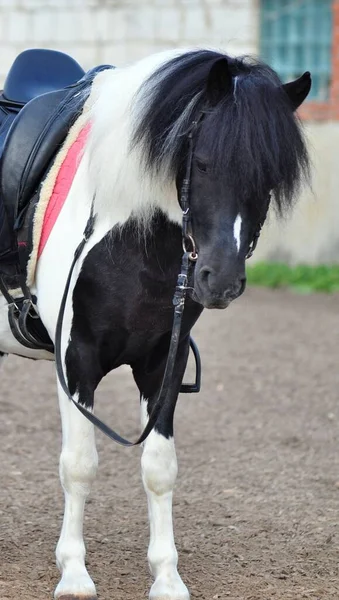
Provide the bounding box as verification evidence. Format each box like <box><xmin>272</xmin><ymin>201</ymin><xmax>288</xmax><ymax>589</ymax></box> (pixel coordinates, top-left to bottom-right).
<box><xmin>0</xmin><ymin>49</ymin><xmax>310</xmax><ymax>599</ymax></box>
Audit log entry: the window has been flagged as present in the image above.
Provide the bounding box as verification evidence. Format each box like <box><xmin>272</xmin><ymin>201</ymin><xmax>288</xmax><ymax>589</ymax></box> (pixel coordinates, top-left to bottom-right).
<box><xmin>260</xmin><ymin>0</ymin><xmax>333</xmax><ymax>101</ymax></box>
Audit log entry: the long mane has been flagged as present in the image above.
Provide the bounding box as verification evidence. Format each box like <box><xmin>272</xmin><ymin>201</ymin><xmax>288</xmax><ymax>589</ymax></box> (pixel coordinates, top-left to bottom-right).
<box><xmin>86</xmin><ymin>48</ymin><xmax>309</xmax><ymax>227</ymax></box>
<box><xmin>132</xmin><ymin>49</ymin><xmax>310</xmax><ymax>214</ymax></box>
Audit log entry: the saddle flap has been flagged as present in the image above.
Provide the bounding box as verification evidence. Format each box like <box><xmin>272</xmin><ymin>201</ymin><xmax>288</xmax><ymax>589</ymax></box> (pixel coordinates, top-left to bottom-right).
<box><xmin>0</xmin><ymin>85</ymin><xmax>89</xmax><ymax>221</ymax></box>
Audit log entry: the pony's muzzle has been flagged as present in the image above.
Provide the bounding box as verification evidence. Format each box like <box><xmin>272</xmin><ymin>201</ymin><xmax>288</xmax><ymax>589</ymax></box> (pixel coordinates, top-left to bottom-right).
<box><xmin>195</xmin><ymin>265</ymin><xmax>246</xmax><ymax>309</ymax></box>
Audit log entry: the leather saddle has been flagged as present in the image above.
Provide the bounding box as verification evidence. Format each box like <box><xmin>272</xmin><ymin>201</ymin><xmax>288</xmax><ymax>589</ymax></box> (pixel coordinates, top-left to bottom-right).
<box><xmin>0</xmin><ymin>49</ymin><xmax>86</xmax><ymax>266</ymax></box>
<box><xmin>0</xmin><ymin>48</ymin><xmax>112</xmax><ymax>352</ymax></box>
<box><xmin>0</xmin><ymin>48</ymin><xmax>85</xmax><ymax>147</ymax></box>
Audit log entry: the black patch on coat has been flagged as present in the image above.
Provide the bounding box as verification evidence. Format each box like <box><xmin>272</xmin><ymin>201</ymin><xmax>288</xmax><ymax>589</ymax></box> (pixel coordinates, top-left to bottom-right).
<box><xmin>65</xmin><ymin>210</ymin><xmax>202</xmax><ymax>436</ymax></box>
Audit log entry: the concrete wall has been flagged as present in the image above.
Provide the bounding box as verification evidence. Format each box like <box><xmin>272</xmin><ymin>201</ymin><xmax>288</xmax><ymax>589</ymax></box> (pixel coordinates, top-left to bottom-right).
<box><xmin>255</xmin><ymin>121</ymin><xmax>339</xmax><ymax>265</ymax></box>
<box><xmin>0</xmin><ymin>0</ymin><xmax>337</xmax><ymax>265</ymax></box>
<box><xmin>0</xmin><ymin>0</ymin><xmax>259</xmax><ymax>80</ymax></box>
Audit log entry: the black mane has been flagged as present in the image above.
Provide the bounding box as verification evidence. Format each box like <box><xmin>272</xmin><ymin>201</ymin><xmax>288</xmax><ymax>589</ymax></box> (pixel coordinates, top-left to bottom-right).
<box><xmin>133</xmin><ymin>49</ymin><xmax>310</xmax><ymax>214</ymax></box>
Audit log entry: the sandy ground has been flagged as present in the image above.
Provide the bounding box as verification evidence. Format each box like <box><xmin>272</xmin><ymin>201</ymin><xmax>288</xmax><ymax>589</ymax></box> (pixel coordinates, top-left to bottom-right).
<box><xmin>0</xmin><ymin>288</ymin><xmax>338</xmax><ymax>600</ymax></box>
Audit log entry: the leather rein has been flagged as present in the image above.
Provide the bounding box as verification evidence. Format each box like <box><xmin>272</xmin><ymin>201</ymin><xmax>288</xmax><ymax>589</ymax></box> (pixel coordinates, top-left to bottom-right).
<box><xmin>55</xmin><ymin>112</ymin><xmax>265</xmax><ymax>446</ymax></box>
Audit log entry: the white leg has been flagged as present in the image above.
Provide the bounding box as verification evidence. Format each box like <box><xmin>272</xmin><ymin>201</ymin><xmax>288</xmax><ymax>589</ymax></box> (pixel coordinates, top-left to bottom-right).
<box><xmin>141</xmin><ymin>399</ymin><xmax>189</xmax><ymax>600</ymax></box>
<box><xmin>55</xmin><ymin>384</ymin><xmax>98</xmax><ymax>599</ymax></box>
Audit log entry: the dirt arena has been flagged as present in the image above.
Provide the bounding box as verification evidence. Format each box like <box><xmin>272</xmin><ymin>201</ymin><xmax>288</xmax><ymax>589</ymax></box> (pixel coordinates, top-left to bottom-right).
<box><xmin>0</xmin><ymin>288</ymin><xmax>338</xmax><ymax>600</ymax></box>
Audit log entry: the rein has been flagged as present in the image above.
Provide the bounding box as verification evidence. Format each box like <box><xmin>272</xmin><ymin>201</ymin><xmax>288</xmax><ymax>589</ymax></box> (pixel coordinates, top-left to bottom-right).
<box><xmin>55</xmin><ymin>112</ymin><xmax>265</xmax><ymax>446</ymax></box>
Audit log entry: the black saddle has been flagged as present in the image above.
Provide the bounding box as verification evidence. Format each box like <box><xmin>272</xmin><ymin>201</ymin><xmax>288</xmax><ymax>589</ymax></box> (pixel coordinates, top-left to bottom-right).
<box><xmin>0</xmin><ymin>48</ymin><xmax>112</xmax><ymax>352</ymax></box>
<box><xmin>0</xmin><ymin>49</ymin><xmax>86</xmax><ymax>262</ymax></box>
<box><xmin>0</xmin><ymin>49</ymin><xmax>85</xmax><ymax>151</ymax></box>
<box><xmin>1</xmin><ymin>48</ymin><xmax>85</xmax><ymax>106</ymax></box>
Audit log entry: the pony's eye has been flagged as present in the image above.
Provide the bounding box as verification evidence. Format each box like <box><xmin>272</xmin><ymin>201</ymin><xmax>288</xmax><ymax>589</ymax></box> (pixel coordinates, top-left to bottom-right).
<box><xmin>196</xmin><ymin>159</ymin><xmax>208</xmax><ymax>173</ymax></box>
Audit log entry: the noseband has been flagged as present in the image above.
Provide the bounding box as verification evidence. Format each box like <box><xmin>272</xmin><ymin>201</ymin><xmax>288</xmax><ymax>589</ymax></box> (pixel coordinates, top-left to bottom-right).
<box><xmin>55</xmin><ymin>113</ymin><xmax>267</xmax><ymax>446</ymax></box>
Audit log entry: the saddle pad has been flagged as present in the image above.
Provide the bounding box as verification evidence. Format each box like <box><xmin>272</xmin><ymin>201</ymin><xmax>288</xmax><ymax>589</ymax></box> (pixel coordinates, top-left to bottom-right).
<box><xmin>38</xmin><ymin>123</ymin><xmax>90</xmax><ymax>258</ymax></box>
<box><xmin>26</xmin><ymin>113</ymin><xmax>90</xmax><ymax>287</ymax></box>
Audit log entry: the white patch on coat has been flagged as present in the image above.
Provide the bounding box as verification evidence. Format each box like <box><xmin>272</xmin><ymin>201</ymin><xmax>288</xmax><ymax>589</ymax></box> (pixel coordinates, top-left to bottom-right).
<box><xmin>233</xmin><ymin>214</ymin><xmax>242</xmax><ymax>252</ymax></box>
<box><xmin>85</xmin><ymin>49</ymin><xmax>202</xmax><ymax>230</ymax></box>
<box><xmin>140</xmin><ymin>397</ymin><xmax>189</xmax><ymax>599</ymax></box>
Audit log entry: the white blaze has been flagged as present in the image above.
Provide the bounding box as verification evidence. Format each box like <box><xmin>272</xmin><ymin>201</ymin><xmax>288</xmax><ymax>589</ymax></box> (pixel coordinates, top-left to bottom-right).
<box><xmin>233</xmin><ymin>214</ymin><xmax>242</xmax><ymax>252</ymax></box>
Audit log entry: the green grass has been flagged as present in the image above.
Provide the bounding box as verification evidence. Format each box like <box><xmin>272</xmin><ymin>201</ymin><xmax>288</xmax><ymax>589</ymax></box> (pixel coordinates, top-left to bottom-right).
<box><xmin>246</xmin><ymin>263</ymin><xmax>339</xmax><ymax>294</ymax></box>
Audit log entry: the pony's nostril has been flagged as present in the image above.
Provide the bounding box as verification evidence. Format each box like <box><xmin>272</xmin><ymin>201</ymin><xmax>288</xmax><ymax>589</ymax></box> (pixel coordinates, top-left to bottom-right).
<box><xmin>224</xmin><ymin>278</ymin><xmax>246</xmax><ymax>299</ymax></box>
<box><xmin>199</xmin><ymin>268</ymin><xmax>246</xmax><ymax>298</ymax></box>
<box><xmin>199</xmin><ymin>266</ymin><xmax>213</xmax><ymax>286</ymax></box>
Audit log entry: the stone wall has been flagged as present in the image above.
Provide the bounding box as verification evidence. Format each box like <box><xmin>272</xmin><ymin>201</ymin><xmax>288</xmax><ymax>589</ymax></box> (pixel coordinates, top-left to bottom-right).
<box><xmin>0</xmin><ymin>0</ymin><xmax>259</xmax><ymax>81</ymax></box>
<box><xmin>255</xmin><ymin>121</ymin><xmax>339</xmax><ymax>266</ymax></box>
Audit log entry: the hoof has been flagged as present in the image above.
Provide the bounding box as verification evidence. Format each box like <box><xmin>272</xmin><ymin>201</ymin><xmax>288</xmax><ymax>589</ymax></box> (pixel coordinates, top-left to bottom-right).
<box><xmin>150</xmin><ymin>596</ymin><xmax>190</xmax><ymax>600</ymax></box>
<box><xmin>149</xmin><ymin>574</ymin><xmax>190</xmax><ymax>600</ymax></box>
<box><xmin>150</xmin><ymin>597</ymin><xmax>189</xmax><ymax>600</ymax></box>
<box><xmin>57</xmin><ymin>596</ymin><xmax>97</xmax><ymax>600</ymax></box>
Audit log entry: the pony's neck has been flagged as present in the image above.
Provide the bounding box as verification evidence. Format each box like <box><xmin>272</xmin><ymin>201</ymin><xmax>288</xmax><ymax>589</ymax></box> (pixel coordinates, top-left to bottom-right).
<box><xmin>84</xmin><ymin>56</ymin><xmax>183</xmax><ymax>231</ymax></box>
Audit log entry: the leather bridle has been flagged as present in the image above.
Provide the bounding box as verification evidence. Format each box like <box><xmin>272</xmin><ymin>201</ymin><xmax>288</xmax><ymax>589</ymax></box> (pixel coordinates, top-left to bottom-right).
<box><xmin>55</xmin><ymin>113</ymin><xmax>266</xmax><ymax>446</ymax></box>
<box><xmin>180</xmin><ymin>111</ymin><xmax>268</xmax><ymax>262</ymax></box>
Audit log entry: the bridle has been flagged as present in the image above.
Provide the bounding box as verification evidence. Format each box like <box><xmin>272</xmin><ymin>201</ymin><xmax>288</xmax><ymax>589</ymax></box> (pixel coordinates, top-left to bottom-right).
<box><xmin>246</xmin><ymin>222</ymin><xmax>264</xmax><ymax>260</ymax></box>
<box><xmin>55</xmin><ymin>112</ymin><xmax>266</xmax><ymax>446</ymax></box>
<box><xmin>179</xmin><ymin>111</ymin><xmax>268</xmax><ymax>263</ymax></box>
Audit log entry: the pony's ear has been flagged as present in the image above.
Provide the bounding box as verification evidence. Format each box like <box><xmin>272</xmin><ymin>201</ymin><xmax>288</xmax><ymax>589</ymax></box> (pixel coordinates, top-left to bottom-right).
<box><xmin>283</xmin><ymin>72</ymin><xmax>311</xmax><ymax>111</ymax></box>
<box><xmin>206</xmin><ymin>58</ymin><xmax>232</xmax><ymax>106</ymax></box>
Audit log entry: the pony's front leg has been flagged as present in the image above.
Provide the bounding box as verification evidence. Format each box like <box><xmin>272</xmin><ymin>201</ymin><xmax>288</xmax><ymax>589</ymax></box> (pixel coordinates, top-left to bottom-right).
<box><xmin>55</xmin><ymin>384</ymin><xmax>98</xmax><ymax>600</ymax></box>
<box><xmin>135</xmin><ymin>341</ymin><xmax>190</xmax><ymax>600</ymax></box>
<box><xmin>141</xmin><ymin>410</ymin><xmax>189</xmax><ymax>600</ymax></box>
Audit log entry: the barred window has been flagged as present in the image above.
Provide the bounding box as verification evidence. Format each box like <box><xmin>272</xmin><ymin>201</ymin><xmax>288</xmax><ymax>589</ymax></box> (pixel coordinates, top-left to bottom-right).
<box><xmin>260</xmin><ymin>0</ymin><xmax>333</xmax><ymax>101</ymax></box>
